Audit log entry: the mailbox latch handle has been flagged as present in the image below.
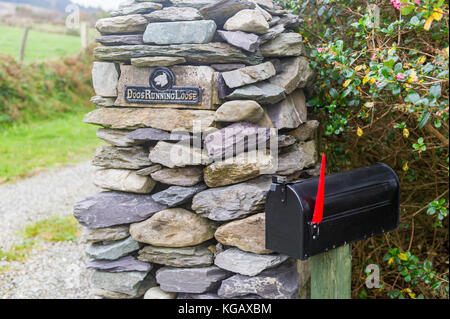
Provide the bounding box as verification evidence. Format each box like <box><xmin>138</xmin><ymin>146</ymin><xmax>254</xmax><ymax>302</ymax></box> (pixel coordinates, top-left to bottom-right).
<box><xmin>309</xmin><ymin>222</ymin><xmax>320</xmax><ymax>240</ymax></box>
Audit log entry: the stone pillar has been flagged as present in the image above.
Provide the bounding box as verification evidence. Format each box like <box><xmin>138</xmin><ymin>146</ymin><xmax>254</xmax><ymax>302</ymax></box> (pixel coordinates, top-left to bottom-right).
<box><xmin>74</xmin><ymin>0</ymin><xmax>319</xmax><ymax>299</ymax></box>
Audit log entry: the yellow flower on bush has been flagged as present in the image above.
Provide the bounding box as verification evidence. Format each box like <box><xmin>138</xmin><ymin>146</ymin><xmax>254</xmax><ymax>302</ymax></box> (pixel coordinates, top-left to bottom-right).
<box><xmin>343</xmin><ymin>79</ymin><xmax>351</xmax><ymax>87</ymax></box>
<box><xmin>357</xmin><ymin>127</ymin><xmax>363</xmax><ymax>136</ymax></box>
<box><xmin>403</xmin><ymin>128</ymin><xmax>410</xmax><ymax>138</ymax></box>
<box><xmin>388</xmin><ymin>257</ymin><xmax>394</xmax><ymax>265</ymax></box>
<box><xmin>398</xmin><ymin>253</ymin><xmax>408</xmax><ymax>261</ymax></box>
<box><xmin>403</xmin><ymin>162</ymin><xmax>409</xmax><ymax>172</ymax></box>
<box><xmin>424</xmin><ymin>8</ymin><xmax>444</xmax><ymax>31</ymax></box>
<box><xmin>408</xmin><ymin>70</ymin><xmax>418</xmax><ymax>83</ymax></box>
<box><xmin>354</xmin><ymin>65</ymin><xmax>366</xmax><ymax>71</ymax></box>
<box><xmin>417</xmin><ymin>56</ymin><xmax>426</xmax><ymax>65</ymax></box>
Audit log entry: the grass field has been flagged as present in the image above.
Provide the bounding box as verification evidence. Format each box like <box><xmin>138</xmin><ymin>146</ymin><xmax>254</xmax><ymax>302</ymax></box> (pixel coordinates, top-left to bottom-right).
<box><xmin>0</xmin><ymin>112</ymin><xmax>100</xmax><ymax>183</ymax></box>
<box><xmin>0</xmin><ymin>25</ymin><xmax>82</xmax><ymax>62</ymax></box>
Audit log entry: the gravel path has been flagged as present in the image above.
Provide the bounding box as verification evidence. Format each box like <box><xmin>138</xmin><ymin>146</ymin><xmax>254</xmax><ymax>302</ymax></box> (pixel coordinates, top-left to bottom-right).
<box><xmin>0</xmin><ymin>162</ymin><xmax>99</xmax><ymax>299</ymax></box>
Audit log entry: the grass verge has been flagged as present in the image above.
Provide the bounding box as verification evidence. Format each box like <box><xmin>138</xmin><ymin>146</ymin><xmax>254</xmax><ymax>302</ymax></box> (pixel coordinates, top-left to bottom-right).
<box><xmin>22</xmin><ymin>215</ymin><xmax>81</xmax><ymax>242</ymax></box>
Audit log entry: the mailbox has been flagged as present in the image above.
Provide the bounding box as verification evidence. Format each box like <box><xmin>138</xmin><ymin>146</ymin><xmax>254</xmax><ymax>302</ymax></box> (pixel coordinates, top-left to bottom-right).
<box><xmin>265</xmin><ymin>163</ymin><xmax>400</xmax><ymax>260</ymax></box>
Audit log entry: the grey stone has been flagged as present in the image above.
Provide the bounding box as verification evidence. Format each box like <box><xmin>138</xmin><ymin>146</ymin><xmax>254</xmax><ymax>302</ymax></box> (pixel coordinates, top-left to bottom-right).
<box><xmin>92</xmin><ymin>145</ymin><xmax>151</xmax><ymax>170</ymax></box>
<box><xmin>289</xmin><ymin>120</ymin><xmax>319</xmax><ymax>142</ymax></box>
<box><xmin>91</xmin><ymin>96</ymin><xmax>115</xmax><ymax>107</ymax></box>
<box><xmin>270</xmin><ymin>57</ymin><xmax>315</xmax><ymax>93</ymax></box>
<box><xmin>192</xmin><ymin>176</ymin><xmax>271</xmax><ymax>221</ymax></box>
<box><xmin>131</xmin><ymin>56</ymin><xmax>186</xmax><ymax>67</ymax></box>
<box><xmin>96</xmin><ymin>34</ymin><xmax>144</xmax><ymax>46</ymax></box>
<box><xmin>156</xmin><ymin>266</ymin><xmax>231</xmax><ymax>293</ymax></box>
<box><xmin>84</xmin><ymin>107</ymin><xmax>216</xmax><ymax>132</ymax></box>
<box><xmin>73</xmin><ymin>191</ymin><xmax>168</xmax><ymax>229</ymax></box>
<box><xmin>204</xmin><ymin>122</ymin><xmax>272</xmax><ymax>161</ymax></box>
<box><xmin>211</xmin><ymin>63</ymin><xmax>246</xmax><ymax>72</ymax></box>
<box><xmin>91</xmin><ymin>270</ymin><xmax>156</xmax><ymax>297</ymax></box>
<box><xmin>171</xmin><ymin>0</ymin><xmax>216</xmax><ymax>9</ymax></box>
<box><xmin>143</xmin><ymin>20</ymin><xmax>217</xmax><ymax>45</ymax></box>
<box><xmin>94</xmin><ymin>43</ymin><xmax>263</xmax><ymax>65</ymax></box>
<box><xmin>224</xmin><ymin>9</ymin><xmax>269</xmax><ymax>34</ymax></box>
<box><xmin>85</xmin><ymin>236</ymin><xmax>140</xmax><ymax>260</ymax></box>
<box><xmin>95</xmin><ymin>15</ymin><xmax>149</xmax><ymax>35</ymax></box>
<box><xmin>94</xmin><ymin>168</ymin><xmax>156</xmax><ymax>194</ymax></box>
<box><xmin>204</xmin><ymin>150</ymin><xmax>274</xmax><ymax>187</ymax></box>
<box><xmin>199</xmin><ymin>0</ymin><xmax>255</xmax><ymax>27</ymax></box>
<box><xmin>81</xmin><ymin>225</ymin><xmax>130</xmax><ymax>244</ymax></box>
<box><xmin>151</xmin><ymin>167</ymin><xmax>204</xmax><ymax>186</ymax></box>
<box><xmin>136</xmin><ymin>165</ymin><xmax>162</xmax><ymax>176</ymax></box>
<box><xmin>215</xmin><ymin>100</ymin><xmax>264</xmax><ymax>123</ymax></box>
<box><xmin>96</xmin><ymin>128</ymin><xmax>140</xmax><ymax>147</ymax></box>
<box><xmin>149</xmin><ymin>141</ymin><xmax>212</xmax><ymax>168</ymax></box>
<box><xmin>277</xmin><ymin>134</ymin><xmax>296</xmax><ymax>148</ymax></box>
<box><xmin>130</xmin><ymin>208</ymin><xmax>216</xmax><ymax>247</ymax></box>
<box><xmin>217</xmin><ymin>30</ymin><xmax>260</xmax><ymax>53</ymax></box>
<box><xmin>222</xmin><ymin>62</ymin><xmax>276</xmax><ymax>89</ymax></box>
<box><xmin>87</xmin><ymin>255</ymin><xmax>152</xmax><ymax>272</ymax></box>
<box><xmin>128</xmin><ymin>128</ymin><xmax>191</xmax><ymax>142</ymax></box>
<box><xmin>218</xmin><ymin>260</ymin><xmax>299</xmax><ymax>299</ymax></box>
<box><xmin>261</xmin><ymin>32</ymin><xmax>305</xmax><ymax>57</ymax></box>
<box><xmin>260</xmin><ymin>24</ymin><xmax>285</xmax><ymax>44</ymax></box>
<box><xmin>91</xmin><ymin>288</ymin><xmax>136</xmax><ymax>299</ymax></box>
<box><xmin>144</xmin><ymin>287</ymin><xmax>177</xmax><ymax>299</ymax></box>
<box><xmin>145</xmin><ymin>6</ymin><xmax>202</xmax><ymax>21</ymax></box>
<box><xmin>297</xmin><ymin>140</ymin><xmax>318</xmax><ymax>168</ymax></box>
<box><xmin>214</xmin><ymin>248</ymin><xmax>289</xmax><ymax>276</ymax></box>
<box><xmin>110</xmin><ymin>2</ymin><xmax>162</xmax><ymax>16</ymax></box>
<box><xmin>152</xmin><ymin>184</ymin><xmax>207</xmax><ymax>207</ymax></box>
<box><xmin>214</xmin><ymin>213</ymin><xmax>271</xmax><ymax>254</ymax></box>
<box><xmin>266</xmin><ymin>90</ymin><xmax>307</xmax><ymax>129</ymax></box>
<box><xmin>276</xmin><ymin>148</ymin><xmax>305</xmax><ymax>176</ymax></box>
<box><xmin>226</xmin><ymin>82</ymin><xmax>286</xmax><ymax>105</ymax></box>
<box><xmin>138</xmin><ymin>243</ymin><xmax>214</xmax><ymax>267</ymax></box>
<box><xmin>92</xmin><ymin>62</ymin><xmax>118</xmax><ymax>97</ymax></box>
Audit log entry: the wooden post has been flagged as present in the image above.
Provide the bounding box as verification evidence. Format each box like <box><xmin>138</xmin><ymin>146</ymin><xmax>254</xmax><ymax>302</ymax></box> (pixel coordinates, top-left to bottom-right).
<box><xmin>19</xmin><ymin>26</ymin><xmax>31</xmax><ymax>63</ymax></box>
<box><xmin>80</xmin><ymin>22</ymin><xmax>89</xmax><ymax>51</ymax></box>
<box><xmin>310</xmin><ymin>245</ymin><xmax>352</xmax><ymax>299</ymax></box>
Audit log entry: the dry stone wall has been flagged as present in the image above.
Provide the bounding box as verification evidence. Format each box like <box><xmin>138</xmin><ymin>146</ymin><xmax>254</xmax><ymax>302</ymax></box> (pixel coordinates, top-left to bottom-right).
<box><xmin>74</xmin><ymin>0</ymin><xmax>319</xmax><ymax>299</ymax></box>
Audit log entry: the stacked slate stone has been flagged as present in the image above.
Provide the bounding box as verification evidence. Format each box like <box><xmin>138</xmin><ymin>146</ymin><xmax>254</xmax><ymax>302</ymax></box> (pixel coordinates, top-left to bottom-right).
<box><xmin>74</xmin><ymin>0</ymin><xmax>319</xmax><ymax>299</ymax></box>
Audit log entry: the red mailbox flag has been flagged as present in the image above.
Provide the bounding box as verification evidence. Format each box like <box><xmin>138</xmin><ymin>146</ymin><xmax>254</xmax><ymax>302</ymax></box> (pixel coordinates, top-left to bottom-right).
<box><xmin>312</xmin><ymin>153</ymin><xmax>326</xmax><ymax>225</ymax></box>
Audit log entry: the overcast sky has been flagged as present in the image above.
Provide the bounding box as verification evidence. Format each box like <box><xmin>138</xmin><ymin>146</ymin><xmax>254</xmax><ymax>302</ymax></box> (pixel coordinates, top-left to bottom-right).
<box><xmin>71</xmin><ymin>0</ymin><xmax>122</xmax><ymax>11</ymax></box>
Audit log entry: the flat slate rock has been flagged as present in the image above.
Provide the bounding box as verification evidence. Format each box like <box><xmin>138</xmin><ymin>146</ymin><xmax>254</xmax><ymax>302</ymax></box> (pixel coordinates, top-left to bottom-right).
<box><xmin>152</xmin><ymin>184</ymin><xmax>207</xmax><ymax>207</ymax></box>
<box><xmin>131</xmin><ymin>56</ymin><xmax>186</xmax><ymax>67</ymax></box>
<box><xmin>224</xmin><ymin>9</ymin><xmax>269</xmax><ymax>34</ymax></box>
<box><xmin>276</xmin><ymin>147</ymin><xmax>306</xmax><ymax>176</ymax></box>
<box><xmin>214</xmin><ymin>213</ymin><xmax>272</xmax><ymax>254</ymax></box>
<box><xmin>91</xmin><ymin>270</ymin><xmax>156</xmax><ymax>298</ymax></box>
<box><xmin>138</xmin><ymin>243</ymin><xmax>214</xmax><ymax>267</ymax></box>
<box><xmin>151</xmin><ymin>167</ymin><xmax>204</xmax><ymax>186</ymax></box>
<box><xmin>85</xmin><ymin>236</ymin><xmax>139</xmax><ymax>261</ymax></box>
<box><xmin>171</xmin><ymin>0</ymin><xmax>216</xmax><ymax>9</ymax></box>
<box><xmin>84</xmin><ymin>107</ymin><xmax>216</xmax><ymax>132</ymax></box>
<box><xmin>192</xmin><ymin>176</ymin><xmax>271</xmax><ymax>221</ymax></box>
<box><xmin>96</xmin><ymin>34</ymin><xmax>144</xmax><ymax>46</ymax></box>
<box><xmin>91</xmin><ymin>96</ymin><xmax>116</xmax><ymax>107</ymax></box>
<box><xmin>87</xmin><ymin>255</ymin><xmax>152</xmax><ymax>273</ymax></box>
<box><xmin>204</xmin><ymin>122</ymin><xmax>272</xmax><ymax>161</ymax></box>
<box><xmin>214</xmin><ymin>248</ymin><xmax>289</xmax><ymax>276</ymax></box>
<box><xmin>130</xmin><ymin>208</ymin><xmax>216</xmax><ymax>247</ymax></box>
<box><xmin>94</xmin><ymin>43</ymin><xmax>264</xmax><ymax>65</ymax></box>
<box><xmin>260</xmin><ymin>32</ymin><xmax>305</xmax><ymax>57</ymax></box>
<box><xmin>96</xmin><ymin>128</ymin><xmax>139</xmax><ymax>147</ymax></box>
<box><xmin>94</xmin><ymin>168</ymin><xmax>156</xmax><ymax>194</ymax></box>
<box><xmin>143</xmin><ymin>20</ymin><xmax>217</xmax><ymax>45</ymax></box>
<box><xmin>145</xmin><ymin>6</ymin><xmax>202</xmax><ymax>22</ymax></box>
<box><xmin>218</xmin><ymin>260</ymin><xmax>299</xmax><ymax>299</ymax></box>
<box><xmin>73</xmin><ymin>191</ymin><xmax>168</xmax><ymax>229</ymax></box>
<box><xmin>221</xmin><ymin>62</ymin><xmax>276</xmax><ymax>89</ymax></box>
<box><xmin>200</xmin><ymin>0</ymin><xmax>256</xmax><ymax>27</ymax></box>
<box><xmin>149</xmin><ymin>141</ymin><xmax>212</xmax><ymax>168</ymax></box>
<box><xmin>81</xmin><ymin>225</ymin><xmax>130</xmax><ymax>244</ymax></box>
<box><xmin>128</xmin><ymin>128</ymin><xmax>191</xmax><ymax>142</ymax></box>
<box><xmin>92</xmin><ymin>62</ymin><xmax>119</xmax><ymax>97</ymax></box>
<box><xmin>217</xmin><ymin>30</ymin><xmax>260</xmax><ymax>53</ymax></box>
<box><xmin>211</xmin><ymin>63</ymin><xmax>246</xmax><ymax>72</ymax></box>
<box><xmin>269</xmin><ymin>57</ymin><xmax>315</xmax><ymax>93</ymax></box>
<box><xmin>289</xmin><ymin>120</ymin><xmax>320</xmax><ymax>142</ymax></box>
<box><xmin>95</xmin><ymin>15</ymin><xmax>149</xmax><ymax>35</ymax></box>
<box><xmin>156</xmin><ymin>266</ymin><xmax>231</xmax><ymax>293</ymax></box>
<box><xmin>136</xmin><ymin>165</ymin><xmax>162</xmax><ymax>176</ymax></box>
<box><xmin>266</xmin><ymin>90</ymin><xmax>307</xmax><ymax>129</ymax></box>
<box><xmin>92</xmin><ymin>145</ymin><xmax>152</xmax><ymax>170</ymax></box>
<box><xmin>110</xmin><ymin>2</ymin><xmax>162</xmax><ymax>17</ymax></box>
<box><xmin>226</xmin><ymin>81</ymin><xmax>286</xmax><ymax>105</ymax></box>
<box><xmin>204</xmin><ymin>150</ymin><xmax>274</xmax><ymax>187</ymax></box>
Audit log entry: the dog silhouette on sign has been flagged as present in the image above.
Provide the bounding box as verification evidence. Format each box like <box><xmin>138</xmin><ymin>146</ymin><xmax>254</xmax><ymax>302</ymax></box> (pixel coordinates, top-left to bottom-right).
<box><xmin>154</xmin><ymin>73</ymin><xmax>168</xmax><ymax>89</ymax></box>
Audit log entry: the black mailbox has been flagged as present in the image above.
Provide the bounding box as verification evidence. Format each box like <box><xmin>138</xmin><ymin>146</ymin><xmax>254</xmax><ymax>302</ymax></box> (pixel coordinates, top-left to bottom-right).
<box><xmin>265</xmin><ymin>163</ymin><xmax>400</xmax><ymax>260</ymax></box>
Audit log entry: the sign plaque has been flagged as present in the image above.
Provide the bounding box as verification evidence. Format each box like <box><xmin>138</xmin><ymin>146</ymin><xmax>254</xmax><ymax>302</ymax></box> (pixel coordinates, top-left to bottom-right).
<box><xmin>125</xmin><ymin>67</ymin><xmax>202</xmax><ymax>105</ymax></box>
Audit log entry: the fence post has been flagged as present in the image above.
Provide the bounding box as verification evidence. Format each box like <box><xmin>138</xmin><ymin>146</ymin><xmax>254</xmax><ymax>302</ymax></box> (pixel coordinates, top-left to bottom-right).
<box><xmin>310</xmin><ymin>244</ymin><xmax>352</xmax><ymax>299</ymax></box>
<box><xmin>19</xmin><ymin>26</ymin><xmax>31</xmax><ymax>63</ymax></box>
<box><xmin>80</xmin><ymin>22</ymin><xmax>89</xmax><ymax>51</ymax></box>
